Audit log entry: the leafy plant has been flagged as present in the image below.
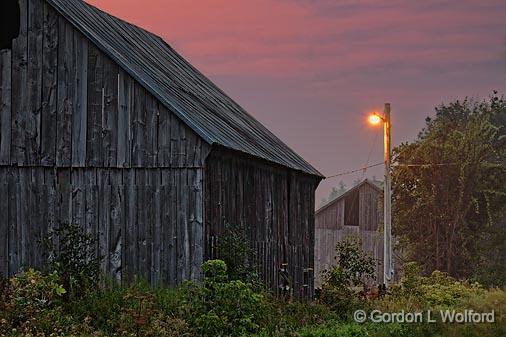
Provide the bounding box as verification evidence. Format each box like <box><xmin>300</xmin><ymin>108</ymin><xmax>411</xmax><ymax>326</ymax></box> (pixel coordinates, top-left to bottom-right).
<box><xmin>319</xmin><ymin>237</ymin><xmax>375</xmax><ymax>318</ymax></box>
<box><xmin>216</xmin><ymin>223</ymin><xmax>260</xmax><ymax>286</ymax></box>
<box><xmin>387</xmin><ymin>262</ymin><xmax>484</xmax><ymax>307</ymax></box>
<box><xmin>179</xmin><ymin>260</ymin><xmax>267</xmax><ymax>337</ymax></box>
<box><xmin>43</xmin><ymin>222</ymin><xmax>103</xmax><ymax>300</ymax></box>
<box><xmin>321</xmin><ymin>237</ymin><xmax>376</xmax><ymax>290</ymax></box>
<box><xmin>0</xmin><ymin>269</ymin><xmax>68</xmax><ymax>335</ymax></box>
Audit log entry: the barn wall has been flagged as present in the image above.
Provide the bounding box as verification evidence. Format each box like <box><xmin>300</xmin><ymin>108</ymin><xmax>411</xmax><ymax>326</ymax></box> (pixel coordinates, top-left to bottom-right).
<box><xmin>314</xmin><ymin>183</ymin><xmax>384</xmax><ymax>287</ymax></box>
<box><xmin>0</xmin><ymin>0</ymin><xmax>211</xmax><ymax>283</ymax></box>
<box><xmin>0</xmin><ymin>166</ymin><xmax>206</xmax><ymax>284</ymax></box>
<box><xmin>0</xmin><ymin>0</ymin><xmax>208</xmax><ymax>169</ymax></box>
<box><xmin>204</xmin><ymin>149</ymin><xmax>318</xmax><ymax>298</ymax></box>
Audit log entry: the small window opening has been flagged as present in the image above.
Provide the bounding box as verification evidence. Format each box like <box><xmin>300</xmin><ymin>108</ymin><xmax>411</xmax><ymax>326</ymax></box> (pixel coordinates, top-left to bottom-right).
<box><xmin>1</xmin><ymin>0</ymin><xmax>21</xmax><ymax>50</ymax></box>
<box><xmin>344</xmin><ymin>188</ymin><xmax>359</xmax><ymax>226</ymax></box>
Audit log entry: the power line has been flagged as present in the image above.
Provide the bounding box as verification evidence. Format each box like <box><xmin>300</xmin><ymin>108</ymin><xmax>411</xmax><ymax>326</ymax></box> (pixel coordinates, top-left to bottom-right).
<box><xmin>396</xmin><ymin>163</ymin><xmax>458</xmax><ymax>168</ymax></box>
<box><xmin>325</xmin><ymin>162</ymin><xmax>459</xmax><ymax>179</ymax></box>
<box><xmin>326</xmin><ymin>162</ymin><xmax>383</xmax><ymax>178</ymax></box>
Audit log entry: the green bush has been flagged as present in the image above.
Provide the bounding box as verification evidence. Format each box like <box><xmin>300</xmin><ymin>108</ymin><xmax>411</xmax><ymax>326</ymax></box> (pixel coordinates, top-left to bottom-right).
<box><xmin>259</xmin><ymin>299</ymin><xmax>337</xmax><ymax>337</ymax></box>
<box><xmin>0</xmin><ymin>269</ymin><xmax>68</xmax><ymax>336</ymax></box>
<box><xmin>216</xmin><ymin>223</ymin><xmax>260</xmax><ymax>287</ymax></box>
<box><xmin>296</xmin><ymin>322</ymin><xmax>436</xmax><ymax>337</ymax></box>
<box><xmin>319</xmin><ymin>237</ymin><xmax>375</xmax><ymax>318</ymax></box>
<box><xmin>43</xmin><ymin>222</ymin><xmax>103</xmax><ymax>301</ymax></box>
<box><xmin>178</xmin><ymin>260</ymin><xmax>267</xmax><ymax>337</ymax></box>
<box><xmin>388</xmin><ymin>262</ymin><xmax>484</xmax><ymax>308</ymax></box>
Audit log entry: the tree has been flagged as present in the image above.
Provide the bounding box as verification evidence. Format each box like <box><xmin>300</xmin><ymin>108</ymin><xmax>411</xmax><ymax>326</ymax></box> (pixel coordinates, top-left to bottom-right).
<box><xmin>320</xmin><ymin>181</ymin><xmax>347</xmax><ymax>206</ymax></box>
<box><xmin>392</xmin><ymin>93</ymin><xmax>506</xmax><ymax>279</ymax></box>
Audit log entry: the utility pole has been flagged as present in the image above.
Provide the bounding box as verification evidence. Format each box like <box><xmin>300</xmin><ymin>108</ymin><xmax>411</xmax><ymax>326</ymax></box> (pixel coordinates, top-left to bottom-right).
<box><xmin>383</xmin><ymin>103</ymin><xmax>393</xmax><ymax>286</ymax></box>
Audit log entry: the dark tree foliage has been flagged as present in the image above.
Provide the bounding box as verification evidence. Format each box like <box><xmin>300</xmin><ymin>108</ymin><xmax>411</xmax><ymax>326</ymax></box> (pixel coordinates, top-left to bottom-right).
<box><xmin>392</xmin><ymin>92</ymin><xmax>506</xmax><ymax>280</ymax></box>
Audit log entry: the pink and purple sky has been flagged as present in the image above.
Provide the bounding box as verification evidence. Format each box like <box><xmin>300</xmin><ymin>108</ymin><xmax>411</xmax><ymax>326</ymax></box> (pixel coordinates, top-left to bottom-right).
<box><xmin>88</xmin><ymin>0</ymin><xmax>506</xmax><ymax>205</ymax></box>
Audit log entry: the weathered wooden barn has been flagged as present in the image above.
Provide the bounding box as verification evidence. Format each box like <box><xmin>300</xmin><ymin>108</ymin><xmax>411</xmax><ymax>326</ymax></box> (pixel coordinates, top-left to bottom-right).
<box><xmin>0</xmin><ymin>0</ymin><xmax>323</xmax><ymax>297</ymax></box>
<box><xmin>314</xmin><ymin>180</ymin><xmax>384</xmax><ymax>287</ymax></box>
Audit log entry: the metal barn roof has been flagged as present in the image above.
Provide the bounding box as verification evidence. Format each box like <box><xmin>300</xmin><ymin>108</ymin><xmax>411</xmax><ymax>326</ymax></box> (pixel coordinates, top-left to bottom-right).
<box><xmin>45</xmin><ymin>0</ymin><xmax>323</xmax><ymax>177</ymax></box>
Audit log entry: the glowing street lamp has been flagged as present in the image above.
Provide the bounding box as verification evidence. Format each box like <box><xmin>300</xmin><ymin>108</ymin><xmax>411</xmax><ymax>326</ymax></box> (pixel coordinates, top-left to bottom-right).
<box><xmin>368</xmin><ymin>113</ymin><xmax>382</xmax><ymax>125</ymax></box>
<box><xmin>368</xmin><ymin>104</ymin><xmax>393</xmax><ymax>287</ymax></box>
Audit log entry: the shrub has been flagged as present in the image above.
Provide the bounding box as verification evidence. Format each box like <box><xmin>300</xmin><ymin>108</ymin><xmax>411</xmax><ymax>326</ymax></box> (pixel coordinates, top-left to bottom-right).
<box><xmin>322</xmin><ymin>237</ymin><xmax>376</xmax><ymax>290</ymax></box>
<box><xmin>178</xmin><ymin>260</ymin><xmax>267</xmax><ymax>337</ymax></box>
<box><xmin>295</xmin><ymin>322</ymin><xmax>437</xmax><ymax>337</ymax></box>
<box><xmin>388</xmin><ymin>262</ymin><xmax>484</xmax><ymax>307</ymax></box>
<box><xmin>319</xmin><ymin>237</ymin><xmax>375</xmax><ymax>318</ymax></box>
<box><xmin>70</xmin><ymin>284</ymin><xmax>128</xmax><ymax>334</ymax></box>
<box><xmin>0</xmin><ymin>269</ymin><xmax>68</xmax><ymax>336</ymax></box>
<box><xmin>259</xmin><ymin>299</ymin><xmax>337</xmax><ymax>337</ymax></box>
<box><xmin>216</xmin><ymin>223</ymin><xmax>260</xmax><ymax>286</ymax></box>
<box><xmin>43</xmin><ymin>222</ymin><xmax>103</xmax><ymax>300</ymax></box>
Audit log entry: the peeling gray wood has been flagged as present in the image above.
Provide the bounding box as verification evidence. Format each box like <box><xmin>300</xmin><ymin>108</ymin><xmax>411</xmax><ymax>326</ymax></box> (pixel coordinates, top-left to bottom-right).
<box><xmin>11</xmin><ymin>0</ymin><xmax>29</xmax><ymax>166</ymax></box>
<box><xmin>40</xmin><ymin>2</ymin><xmax>58</xmax><ymax>166</ymax></box>
<box><xmin>0</xmin><ymin>50</ymin><xmax>11</xmax><ymax>165</ymax></box>
<box><xmin>86</xmin><ymin>44</ymin><xmax>103</xmax><ymax>167</ymax></box>
<box><xmin>27</xmin><ymin>0</ymin><xmax>44</xmax><ymax>165</ymax></box>
<box><xmin>0</xmin><ymin>184</ymin><xmax>8</xmax><ymax>276</ymax></box>
<box><xmin>117</xmin><ymin>70</ymin><xmax>131</xmax><ymax>167</ymax></box>
<box><xmin>71</xmin><ymin>33</ymin><xmax>88</xmax><ymax>166</ymax></box>
<box><xmin>56</xmin><ymin>17</ymin><xmax>74</xmax><ymax>166</ymax></box>
<box><xmin>102</xmin><ymin>56</ymin><xmax>118</xmax><ymax>167</ymax></box>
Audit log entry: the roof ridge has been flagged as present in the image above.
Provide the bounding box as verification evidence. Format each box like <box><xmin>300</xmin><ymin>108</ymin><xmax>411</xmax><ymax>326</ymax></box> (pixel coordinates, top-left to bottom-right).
<box><xmin>316</xmin><ymin>179</ymin><xmax>382</xmax><ymax>213</ymax></box>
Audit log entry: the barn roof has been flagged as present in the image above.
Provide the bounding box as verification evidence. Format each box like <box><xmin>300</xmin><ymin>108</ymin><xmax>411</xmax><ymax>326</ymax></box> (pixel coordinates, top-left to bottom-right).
<box><xmin>316</xmin><ymin>179</ymin><xmax>382</xmax><ymax>215</ymax></box>
<box><xmin>45</xmin><ymin>0</ymin><xmax>323</xmax><ymax>177</ymax></box>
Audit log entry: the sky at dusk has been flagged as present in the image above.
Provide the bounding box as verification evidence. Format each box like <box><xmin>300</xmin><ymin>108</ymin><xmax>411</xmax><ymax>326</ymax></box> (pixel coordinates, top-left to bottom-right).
<box><xmin>88</xmin><ymin>0</ymin><xmax>506</xmax><ymax>206</ymax></box>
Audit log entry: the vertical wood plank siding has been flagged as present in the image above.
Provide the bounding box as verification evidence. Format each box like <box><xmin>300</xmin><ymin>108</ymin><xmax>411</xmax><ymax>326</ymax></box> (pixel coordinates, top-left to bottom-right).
<box><xmin>0</xmin><ymin>2</ymin><xmax>210</xmax><ymax>283</ymax></box>
<box><xmin>0</xmin><ymin>4</ymin><xmax>207</xmax><ymax>169</ymax></box>
<box><xmin>314</xmin><ymin>182</ymin><xmax>384</xmax><ymax>287</ymax></box>
<box><xmin>205</xmin><ymin>149</ymin><xmax>318</xmax><ymax>299</ymax></box>
<box><xmin>0</xmin><ymin>49</ymin><xmax>11</xmax><ymax>164</ymax></box>
<box><xmin>0</xmin><ymin>167</ymin><xmax>206</xmax><ymax>284</ymax></box>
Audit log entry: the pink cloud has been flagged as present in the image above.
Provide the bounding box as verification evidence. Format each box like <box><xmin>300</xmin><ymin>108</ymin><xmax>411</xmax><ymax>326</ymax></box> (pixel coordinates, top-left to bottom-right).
<box><xmin>86</xmin><ymin>0</ymin><xmax>505</xmax><ymax>80</ymax></box>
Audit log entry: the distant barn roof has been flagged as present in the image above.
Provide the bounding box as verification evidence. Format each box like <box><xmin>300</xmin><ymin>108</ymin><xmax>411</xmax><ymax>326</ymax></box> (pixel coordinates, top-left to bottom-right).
<box><xmin>316</xmin><ymin>179</ymin><xmax>382</xmax><ymax>214</ymax></box>
<box><xmin>45</xmin><ymin>0</ymin><xmax>323</xmax><ymax>177</ymax></box>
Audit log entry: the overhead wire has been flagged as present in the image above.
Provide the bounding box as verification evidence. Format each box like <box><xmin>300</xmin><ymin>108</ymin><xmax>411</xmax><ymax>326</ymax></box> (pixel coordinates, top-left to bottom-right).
<box><xmin>325</xmin><ymin>162</ymin><xmax>459</xmax><ymax>179</ymax></box>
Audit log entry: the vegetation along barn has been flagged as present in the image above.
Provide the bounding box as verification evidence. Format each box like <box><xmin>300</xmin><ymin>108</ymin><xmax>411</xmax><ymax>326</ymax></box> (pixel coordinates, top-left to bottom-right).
<box><xmin>0</xmin><ymin>0</ymin><xmax>323</xmax><ymax>297</ymax></box>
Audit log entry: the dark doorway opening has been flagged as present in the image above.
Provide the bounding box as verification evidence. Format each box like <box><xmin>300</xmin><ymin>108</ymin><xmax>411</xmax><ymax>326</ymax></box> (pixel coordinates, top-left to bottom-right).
<box><xmin>1</xmin><ymin>0</ymin><xmax>21</xmax><ymax>50</ymax></box>
<box><xmin>344</xmin><ymin>188</ymin><xmax>359</xmax><ymax>227</ymax></box>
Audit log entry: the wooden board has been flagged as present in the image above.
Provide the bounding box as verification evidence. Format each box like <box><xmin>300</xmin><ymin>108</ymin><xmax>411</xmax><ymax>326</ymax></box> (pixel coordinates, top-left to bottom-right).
<box><xmin>26</xmin><ymin>0</ymin><xmax>44</xmax><ymax>165</ymax></box>
<box><xmin>102</xmin><ymin>56</ymin><xmax>118</xmax><ymax>167</ymax></box>
<box><xmin>11</xmin><ymin>0</ymin><xmax>28</xmax><ymax>166</ymax></box>
<box><xmin>71</xmin><ymin>32</ymin><xmax>88</xmax><ymax>166</ymax></box>
<box><xmin>85</xmin><ymin>44</ymin><xmax>103</xmax><ymax>167</ymax></box>
<box><xmin>0</xmin><ymin>50</ymin><xmax>11</xmax><ymax>165</ymax></box>
<box><xmin>56</xmin><ymin>17</ymin><xmax>74</xmax><ymax>166</ymax></box>
<box><xmin>40</xmin><ymin>2</ymin><xmax>58</xmax><ymax>166</ymax></box>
